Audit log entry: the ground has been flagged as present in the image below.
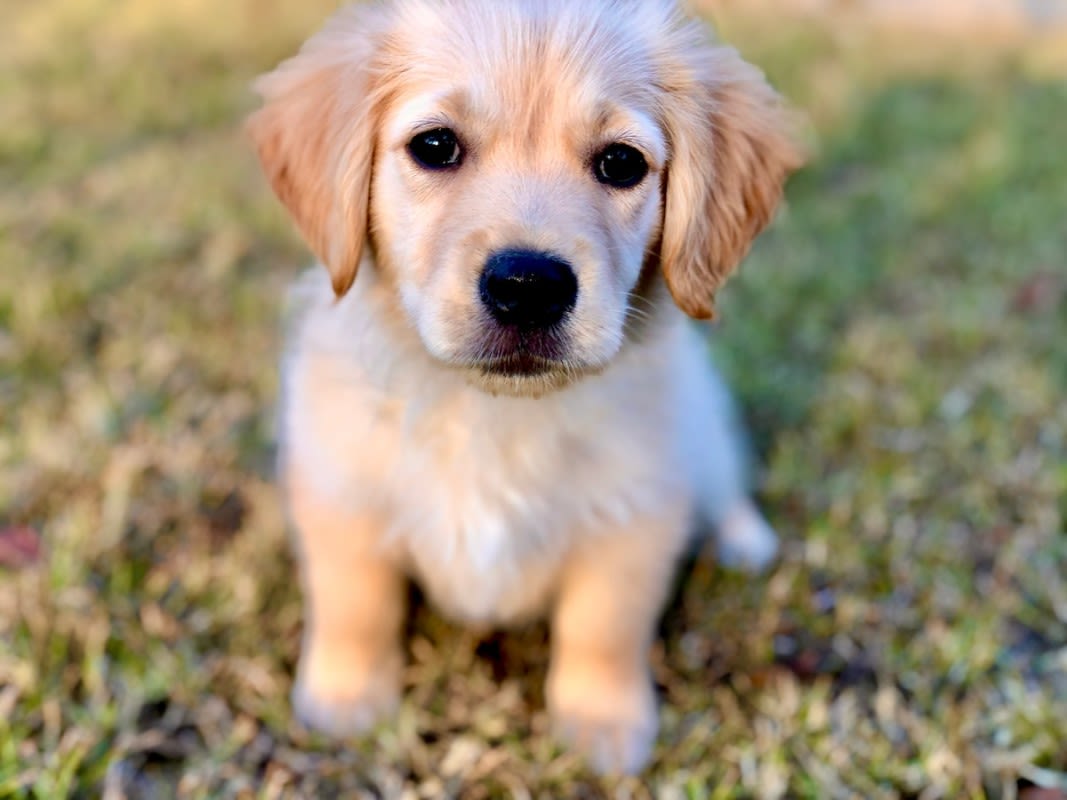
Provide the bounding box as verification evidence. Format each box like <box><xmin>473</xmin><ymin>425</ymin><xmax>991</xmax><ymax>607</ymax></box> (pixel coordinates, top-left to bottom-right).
<box><xmin>1</xmin><ymin>1</ymin><xmax>1066</xmax><ymax>797</ymax></box>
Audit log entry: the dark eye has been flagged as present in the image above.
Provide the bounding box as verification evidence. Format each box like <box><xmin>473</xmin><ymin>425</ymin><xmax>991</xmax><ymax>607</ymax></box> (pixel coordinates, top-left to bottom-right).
<box><xmin>407</xmin><ymin>127</ymin><xmax>462</xmax><ymax>170</ymax></box>
<box><xmin>593</xmin><ymin>143</ymin><xmax>648</xmax><ymax>189</ymax></box>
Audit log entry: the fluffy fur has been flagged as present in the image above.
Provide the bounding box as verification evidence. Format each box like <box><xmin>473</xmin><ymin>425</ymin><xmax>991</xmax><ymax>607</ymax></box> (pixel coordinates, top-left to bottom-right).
<box><xmin>248</xmin><ymin>0</ymin><xmax>801</xmax><ymax>775</ymax></box>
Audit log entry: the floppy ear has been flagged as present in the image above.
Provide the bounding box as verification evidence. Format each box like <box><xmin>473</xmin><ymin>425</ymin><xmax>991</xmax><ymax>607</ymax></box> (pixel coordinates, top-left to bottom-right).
<box><xmin>246</xmin><ymin>7</ymin><xmax>386</xmax><ymax>297</ymax></box>
<box><xmin>660</xmin><ymin>44</ymin><xmax>804</xmax><ymax>319</ymax></box>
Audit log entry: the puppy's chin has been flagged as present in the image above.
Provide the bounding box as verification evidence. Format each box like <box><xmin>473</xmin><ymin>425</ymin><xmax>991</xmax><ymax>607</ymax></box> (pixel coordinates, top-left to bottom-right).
<box><xmin>460</xmin><ymin>357</ymin><xmax>601</xmax><ymax>398</ymax></box>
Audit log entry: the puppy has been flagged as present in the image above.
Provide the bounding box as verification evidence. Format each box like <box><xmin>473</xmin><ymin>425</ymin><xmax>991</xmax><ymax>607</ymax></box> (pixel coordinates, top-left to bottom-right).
<box><xmin>248</xmin><ymin>0</ymin><xmax>801</xmax><ymax>775</ymax></box>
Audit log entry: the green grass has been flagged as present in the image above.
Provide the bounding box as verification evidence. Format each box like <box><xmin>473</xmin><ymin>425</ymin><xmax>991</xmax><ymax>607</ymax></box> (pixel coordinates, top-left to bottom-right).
<box><xmin>2</xmin><ymin>1</ymin><xmax>1065</xmax><ymax>797</ymax></box>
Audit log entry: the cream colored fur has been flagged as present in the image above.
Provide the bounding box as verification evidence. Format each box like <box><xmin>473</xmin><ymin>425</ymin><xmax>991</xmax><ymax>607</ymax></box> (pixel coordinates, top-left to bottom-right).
<box><xmin>248</xmin><ymin>0</ymin><xmax>801</xmax><ymax>775</ymax></box>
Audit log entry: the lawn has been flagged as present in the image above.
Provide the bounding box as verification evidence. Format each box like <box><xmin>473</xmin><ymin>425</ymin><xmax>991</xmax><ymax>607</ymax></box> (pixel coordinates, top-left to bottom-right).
<box><xmin>1</xmin><ymin>1</ymin><xmax>1065</xmax><ymax>797</ymax></box>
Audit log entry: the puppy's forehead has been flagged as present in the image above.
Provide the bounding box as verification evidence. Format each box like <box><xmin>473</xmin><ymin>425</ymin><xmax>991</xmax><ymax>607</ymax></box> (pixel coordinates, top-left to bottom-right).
<box><xmin>380</xmin><ymin>0</ymin><xmax>672</xmax><ymax>124</ymax></box>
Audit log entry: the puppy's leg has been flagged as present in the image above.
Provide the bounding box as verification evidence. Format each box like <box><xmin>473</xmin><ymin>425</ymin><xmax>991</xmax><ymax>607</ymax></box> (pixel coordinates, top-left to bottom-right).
<box><xmin>716</xmin><ymin>496</ymin><xmax>779</xmax><ymax>572</ymax></box>
<box><xmin>287</xmin><ymin>477</ymin><xmax>405</xmax><ymax>737</ymax></box>
<box><xmin>693</xmin><ymin>356</ymin><xmax>780</xmax><ymax>572</ymax></box>
<box><xmin>547</xmin><ymin>511</ymin><xmax>688</xmax><ymax>775</ymax></box>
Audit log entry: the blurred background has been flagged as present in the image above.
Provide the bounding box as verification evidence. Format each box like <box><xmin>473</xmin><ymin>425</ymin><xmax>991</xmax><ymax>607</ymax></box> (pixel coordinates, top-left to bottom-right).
<box><xmin>1</xmin><ymin>1</ymin><xmax>1065</xmax><ymax>797</ymax></box>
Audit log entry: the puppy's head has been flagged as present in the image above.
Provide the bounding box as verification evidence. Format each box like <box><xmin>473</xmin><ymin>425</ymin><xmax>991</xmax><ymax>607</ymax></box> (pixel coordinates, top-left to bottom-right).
<box><xmin>248</xmin><ymin>0</ymin><xmax>802</xmax><ymax>395</ymax></box>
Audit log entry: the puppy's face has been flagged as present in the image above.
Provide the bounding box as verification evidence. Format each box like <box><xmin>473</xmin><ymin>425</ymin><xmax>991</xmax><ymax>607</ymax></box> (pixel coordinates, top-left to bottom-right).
<box><xmin>248</xmin><ymin>0</ymin><xmax>802</xmax><ymax>395</ymax></box>
<box><xmin>373</xmin><ymin>6</ymin><xmax>669</xmax><ymax>394</ymax></box>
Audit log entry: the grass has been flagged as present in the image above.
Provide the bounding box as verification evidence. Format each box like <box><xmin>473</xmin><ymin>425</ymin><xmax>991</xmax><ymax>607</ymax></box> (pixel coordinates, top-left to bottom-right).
<box><xmin>1</xmin><ymin>1</ymin><xmax>1065</xmax><ymax>797</ymax></box>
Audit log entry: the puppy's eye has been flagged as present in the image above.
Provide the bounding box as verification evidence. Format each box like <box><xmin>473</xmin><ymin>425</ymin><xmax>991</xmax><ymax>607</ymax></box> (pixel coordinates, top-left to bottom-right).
<box><xmin>593</xmin><ymin>143</ymin><xmax>648</xmax><ymax>189</ymax></box>
<box><xmin>408</xmin><ymin>127</ymin><xmax>462</xmax><ymax>170</ymax></box>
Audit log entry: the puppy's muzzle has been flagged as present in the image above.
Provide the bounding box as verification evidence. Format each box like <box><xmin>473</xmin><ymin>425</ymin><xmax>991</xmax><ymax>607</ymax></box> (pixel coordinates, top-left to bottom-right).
<box><xmin>479</xmin><ymin>249</ymin><xmax>578</xmax><ymax>331</ymax></box>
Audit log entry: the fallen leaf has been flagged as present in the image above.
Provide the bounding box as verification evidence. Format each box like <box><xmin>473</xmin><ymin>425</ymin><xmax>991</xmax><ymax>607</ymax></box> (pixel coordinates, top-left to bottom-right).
<box><xmin>0</xmin><ymin>525</ymin><xmax>42</xmax><ymax>569</ymax></box>
<box><xmin>1019</xmin><ymin>787</ymin><xmax>1067</xmax><ymax>800</ymax></box>
<box><xmin>1010</xmin><ymin>270</ymin><xmax>1065</xmax><ymax>315</ymax></box>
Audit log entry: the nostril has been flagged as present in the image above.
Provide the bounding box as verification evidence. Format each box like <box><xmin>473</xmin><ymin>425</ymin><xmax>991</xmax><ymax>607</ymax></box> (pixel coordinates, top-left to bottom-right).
<box><xmin>479</xmin><ymin>249</ymin><xmax>578</xmax><ymax>329</ymax></box>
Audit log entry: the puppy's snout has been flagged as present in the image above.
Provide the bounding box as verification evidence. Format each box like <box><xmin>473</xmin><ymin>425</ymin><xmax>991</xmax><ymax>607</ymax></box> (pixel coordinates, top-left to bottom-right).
<box><xmin>479</xmin><ymin>249</ymin><xmax>578</xmax><ymax>330</ymax></box>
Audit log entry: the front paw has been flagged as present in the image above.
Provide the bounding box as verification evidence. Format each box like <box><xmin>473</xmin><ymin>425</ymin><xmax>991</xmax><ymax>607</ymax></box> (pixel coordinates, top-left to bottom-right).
<box><xmin>547</xmin><ymin>664</ymin><xmax>658</xmax><ymax>775</ymax></box>
<box><xmin>291</xmin><ymin>646</ymin><xmax>402</xmax><ymax>737</ymax></box>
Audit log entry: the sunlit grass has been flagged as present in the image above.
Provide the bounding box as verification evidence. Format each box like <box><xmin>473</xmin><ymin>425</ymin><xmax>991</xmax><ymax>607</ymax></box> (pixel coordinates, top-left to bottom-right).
<box><xmin>1</xmin><ymin>1</ymin><xmax>1065</xmax><ymax>796</ymax></box>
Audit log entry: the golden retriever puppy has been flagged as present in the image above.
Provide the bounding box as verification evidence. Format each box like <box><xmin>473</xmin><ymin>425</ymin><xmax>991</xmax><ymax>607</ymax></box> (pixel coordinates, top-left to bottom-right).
<box><xmin>248</xmin><ymin>0</ymin><xmax>801</xmax><ymax>775</ymax></box>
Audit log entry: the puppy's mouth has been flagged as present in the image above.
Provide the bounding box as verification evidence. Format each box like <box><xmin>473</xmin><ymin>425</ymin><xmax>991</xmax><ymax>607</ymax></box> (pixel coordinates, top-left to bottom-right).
<box><xmin>477</xmin><ymin>352</ymin><xmax>559</xmax><ymax>377</ymax></box>
<box><xmin>474</xmin><ymin>326</ymin><xmax>568</xmax><ymax>377</ymax></box>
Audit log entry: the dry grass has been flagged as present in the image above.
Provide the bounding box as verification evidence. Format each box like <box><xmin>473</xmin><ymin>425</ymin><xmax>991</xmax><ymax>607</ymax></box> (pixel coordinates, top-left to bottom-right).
<box><xmin>1</xmin><ymin>1</ymin><xmax>1065</xmax><ymax>797</ymax></box>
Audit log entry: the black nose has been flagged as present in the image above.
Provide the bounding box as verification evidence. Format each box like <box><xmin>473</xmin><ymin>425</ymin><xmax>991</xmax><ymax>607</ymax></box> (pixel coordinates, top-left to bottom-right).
<box><xmin>479</xmin><ymin>249</ymin><xmax>578</xmax><ymax>330</ymax></box>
